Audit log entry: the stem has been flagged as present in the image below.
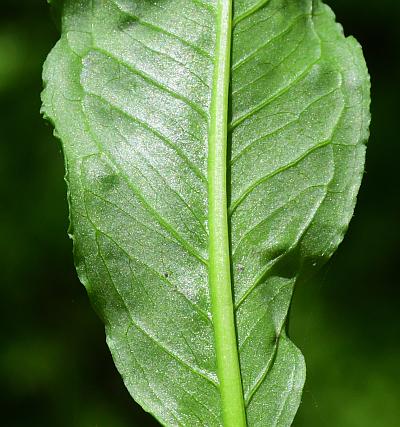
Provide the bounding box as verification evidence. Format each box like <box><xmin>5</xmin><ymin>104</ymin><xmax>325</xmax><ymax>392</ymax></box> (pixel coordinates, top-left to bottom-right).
<box><xmin>208</xmin><ymin>1</ymin><xmax>247</xmax><ymax>426</ymax></box>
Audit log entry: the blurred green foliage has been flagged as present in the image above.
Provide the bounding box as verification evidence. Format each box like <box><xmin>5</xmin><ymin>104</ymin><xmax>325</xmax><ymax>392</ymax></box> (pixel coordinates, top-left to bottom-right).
<box><xmin>0</xmin><ymin>1</ymin><xmax>399</xmax><ymax>426</ymax></box>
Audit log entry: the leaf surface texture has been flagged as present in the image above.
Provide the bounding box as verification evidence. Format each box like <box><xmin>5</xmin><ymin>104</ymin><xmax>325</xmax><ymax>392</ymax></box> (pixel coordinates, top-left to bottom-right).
<box><xmin>42</xmin><ymin>0</ymin><xmax>370</xmax><ymax>425</ymax></box>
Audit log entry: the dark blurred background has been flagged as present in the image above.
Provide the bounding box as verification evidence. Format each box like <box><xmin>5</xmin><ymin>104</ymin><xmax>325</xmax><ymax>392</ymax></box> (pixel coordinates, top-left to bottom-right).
<box><xmin>0</xmin><ymin>1</ymin><xmax>398</xmax><ymax>426</ymax></box>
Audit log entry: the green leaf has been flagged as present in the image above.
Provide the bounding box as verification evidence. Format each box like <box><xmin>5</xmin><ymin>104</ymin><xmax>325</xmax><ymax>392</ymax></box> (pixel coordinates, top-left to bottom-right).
<box><xmin>41</xmin><ymin>0</ymin><xmax>370</xmax><ymax>425</ymax></box>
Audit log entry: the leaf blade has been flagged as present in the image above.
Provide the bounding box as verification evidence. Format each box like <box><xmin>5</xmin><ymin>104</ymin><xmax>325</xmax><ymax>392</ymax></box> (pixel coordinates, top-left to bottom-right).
<box><xmin>42</xmin><ymin>0</ymin><xmax>370</xmax><ymax>425</ymax></box>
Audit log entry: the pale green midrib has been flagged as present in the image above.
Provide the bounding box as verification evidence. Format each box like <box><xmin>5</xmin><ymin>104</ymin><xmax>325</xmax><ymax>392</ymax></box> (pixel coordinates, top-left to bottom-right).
<box><xmin>208</xmin><ymin>1</ymin><xmax>247</xmax><ymax>427</ymax></box>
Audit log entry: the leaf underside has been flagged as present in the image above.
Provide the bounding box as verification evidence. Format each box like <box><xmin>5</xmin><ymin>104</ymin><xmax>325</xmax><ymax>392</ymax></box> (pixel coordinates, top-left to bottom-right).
<box><xmin>42</xmin><ymin>0</ymin><xmax>370</xmax><ymax>426</ymax></box>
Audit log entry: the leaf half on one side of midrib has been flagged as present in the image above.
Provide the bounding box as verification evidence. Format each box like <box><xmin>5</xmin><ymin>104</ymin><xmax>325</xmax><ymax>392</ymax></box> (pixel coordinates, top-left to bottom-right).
<box><xmin>41</xmin><ymin>0</ymin><xmax>370</xmax><ymax>426</ymax></box>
